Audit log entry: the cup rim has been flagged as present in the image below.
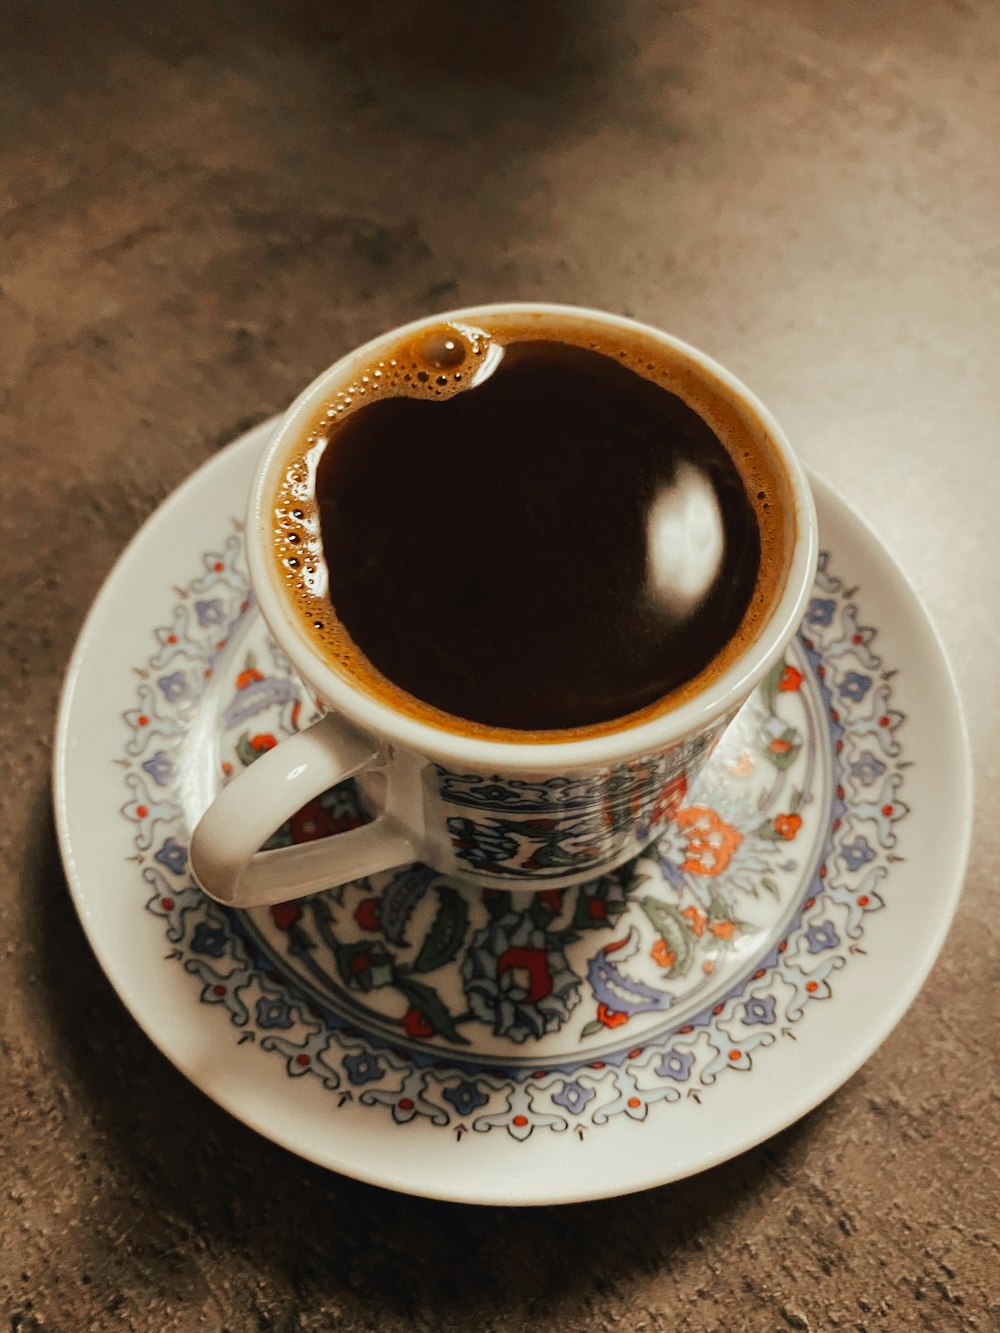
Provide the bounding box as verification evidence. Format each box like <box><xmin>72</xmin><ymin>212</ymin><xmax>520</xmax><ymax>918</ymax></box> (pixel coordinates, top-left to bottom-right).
<box><xmin>247</xmin><ymin>302</ymin><xmax>818</xmax><ymax>772</ymax></box>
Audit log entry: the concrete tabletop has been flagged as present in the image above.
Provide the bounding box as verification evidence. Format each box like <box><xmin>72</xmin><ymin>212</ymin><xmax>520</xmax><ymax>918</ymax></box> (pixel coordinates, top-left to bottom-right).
<box><xmin>2</xmin><ymin>1</ymin><xmax>997</xmax><ymax>1329</ymax></box>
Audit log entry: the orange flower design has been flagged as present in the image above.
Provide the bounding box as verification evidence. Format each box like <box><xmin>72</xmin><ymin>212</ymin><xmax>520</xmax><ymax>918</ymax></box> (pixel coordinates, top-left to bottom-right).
<box><xmin>596</xmin><ymin>1003</ymin><xmax>629</xmax><ymax>1028</ymax></box>
<box><xmin>650</xmin><ymin>939</ymin><xmax>676</xmax><ymax>969</ymax></box>
<box><xmin>682</xmin><ymin>905</ymin><xmax>707</xmax><ymax>936</ymax></box>
<box><xmin>674</xmin><ymin>806</ymin><xmax>743</xmax><ymax>876</ymax></box>
<box><xmin>774</xmin><ymin>813</ymin><xmax>802</xmax><ymax>840</ymax></box>
<box><xmin>726</xmin><ymin>752</ymin><xmax>754</xmax><ymax>777</ymax></box>
<box><xmin>709</xmin><ymin>919</ymin><xmax>735</xmax><ymax>940</ymax></box>
<box><xmin>779</xmin><ymin>665</ymin><xmax>804</xmax><ymax>691</ymax></box>
<box><xmin>769</xmin><ymin>737</ymin><xmax>792</xmax><ymax>755</ymax></box>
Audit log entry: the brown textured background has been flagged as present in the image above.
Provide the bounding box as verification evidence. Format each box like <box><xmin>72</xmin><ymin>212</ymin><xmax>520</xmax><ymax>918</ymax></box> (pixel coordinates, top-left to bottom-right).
<box><xmin>2</xmin><ymin>1</ymin><xmax>998</xmax><ymax>1330</ymax></box>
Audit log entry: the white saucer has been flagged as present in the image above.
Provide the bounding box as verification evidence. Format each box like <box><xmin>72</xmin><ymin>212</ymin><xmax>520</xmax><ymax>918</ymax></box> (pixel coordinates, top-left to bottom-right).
<box><xmin>54</xmin><ymin>420</ymin><xmax>971</xmax><ymax>1205</ymax></box>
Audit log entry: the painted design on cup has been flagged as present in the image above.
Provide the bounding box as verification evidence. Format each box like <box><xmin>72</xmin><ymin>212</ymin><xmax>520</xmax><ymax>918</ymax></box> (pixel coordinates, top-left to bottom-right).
<box><xmin>123</xmin><ymin>533</ymin><xmax>907</xmax><ymax>1138</ymax></box>
<box><xmin>435</xmin><ymin>731</ymin><xmax>726</xmax><ymax>880</ymax></box>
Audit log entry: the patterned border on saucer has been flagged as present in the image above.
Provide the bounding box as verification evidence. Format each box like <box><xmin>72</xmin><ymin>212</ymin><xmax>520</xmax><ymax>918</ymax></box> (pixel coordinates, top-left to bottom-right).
<box><xmin>120</xmin><ymin>534</ymin><xmax>907</xmax><ymax>1140</ymax></box>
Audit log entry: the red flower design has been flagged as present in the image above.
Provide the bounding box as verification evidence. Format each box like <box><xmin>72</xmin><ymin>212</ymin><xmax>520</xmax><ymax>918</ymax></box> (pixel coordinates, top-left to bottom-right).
<box><xmin>597</xmin><ymin>1003</ymin><xmax>629</xmax><ymax>1028</ymax></box>
<box><xmin>496</xmin><ymin>946</ymin><xmax>553</xmax><ymax>1002</ymax></box>
<box><xmin>270</xmin><ymin>902</ymin><xmax>302</xmax><ymax>930</ymax></box>
<box><xmin>774</xmin><ymin>813</ymin><xmax>802</xmax><ymax>840</ymax></box>
<box><xmin>779</xmin><ymin>665</ymin><xmax>804</xmax><ymax>692</ymax></box>
<box><xmin>354</xmin><ymin>896</ymin><xmax>381</xmax><ymax>931</ymax></box>
<box><xmin>236</xmin><ymin>668</ymin><xmax>264</xmax><ymax>690</ymax></box>
<box><xmin>402</xmin><ymin>1007</ymin><xmax>435</xmax><ymax>1038</ymax></box>
<box><xmin>250</xmin><ymin>733</ymin><xmax>277</xmax><ymax>753</ymax></box>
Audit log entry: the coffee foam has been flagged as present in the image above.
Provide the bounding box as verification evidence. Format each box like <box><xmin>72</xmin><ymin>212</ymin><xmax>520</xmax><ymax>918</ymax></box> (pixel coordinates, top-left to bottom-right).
<box><xmin>269</xmin><ymin>311</ymin><xmax>795</xmax><ymax>742</ymax></box>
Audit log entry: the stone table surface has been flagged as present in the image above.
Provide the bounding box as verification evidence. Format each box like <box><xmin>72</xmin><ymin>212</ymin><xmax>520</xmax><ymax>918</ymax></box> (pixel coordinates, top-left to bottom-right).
<box><xmin>2</xmin><ymin>1</ymin><xmax>998</xmax><ymax>1330</ymax></box>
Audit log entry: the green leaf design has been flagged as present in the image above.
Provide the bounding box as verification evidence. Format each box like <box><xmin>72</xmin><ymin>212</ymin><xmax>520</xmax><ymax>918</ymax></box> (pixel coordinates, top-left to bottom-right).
<box><xmin>760</xmin><ymin>876</ymin><xmax>780</xmax><ymax>899</ymax></box>
<box><xmin>761</xmin><ymin>658</ymin><xmax>787</xmax><ymax>714</ymax></box>
<box><xmin>764</xmin><ymin>726</ymin><xmax>801</xmax><ymax>771</ymax></box>
<box><xmin>580</xmin><ymin>1019</ymin><xmax>605</xmax><ymax>1039</ymax></box>
<box><xmin>285</xmin><ymin>922</ymin><xmax>317</xmax><ymax>954</ymax></box>
<box><xmin>396</xmin><ymin>976</ymin><xmax>469</xmax><ymax>1044</ymax></box>
<box><xmin>236</xmin><ymin>732</ymin><xmax>260</xmax><ymax>767</ymax></box>
<box><xmin>310</xmin><ymin>897</ymin><xmax>347</xmax><ymax>958</ymax></box>
<box><xmin>639</xmin><ymin>896</ymin><xmax>693</xmax><ymax>977</ymax></box>
<box><xmin>410</xmin><ymin>888</ymin><xmax>469</xmax><ymax>974</ymax></box>
<box><xmin>707</xmin><ymin>895</ymin><xmax>731</xmax><ymax>922</ymax></box>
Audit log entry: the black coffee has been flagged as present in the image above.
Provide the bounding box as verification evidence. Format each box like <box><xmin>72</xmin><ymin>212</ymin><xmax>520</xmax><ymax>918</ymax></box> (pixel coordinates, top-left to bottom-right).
<box><xmin>272</xmin><ymin>317</ymin><xmax>786</xmax><ymax>736</ymax></box>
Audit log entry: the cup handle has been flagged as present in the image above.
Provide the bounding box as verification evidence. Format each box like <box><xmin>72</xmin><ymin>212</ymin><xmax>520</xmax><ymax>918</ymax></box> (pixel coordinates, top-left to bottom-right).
<box><xmin>189</xmin><ymin>713</ymin><xmax>419</xmax><ymax>909</ymax></box>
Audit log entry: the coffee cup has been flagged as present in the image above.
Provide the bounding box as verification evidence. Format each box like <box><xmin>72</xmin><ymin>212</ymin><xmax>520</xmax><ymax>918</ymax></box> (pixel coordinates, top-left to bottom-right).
<box><xmin>190</xmin><ymin>303</ymin><xmax>817</xmax><ymax>908</ymax></box>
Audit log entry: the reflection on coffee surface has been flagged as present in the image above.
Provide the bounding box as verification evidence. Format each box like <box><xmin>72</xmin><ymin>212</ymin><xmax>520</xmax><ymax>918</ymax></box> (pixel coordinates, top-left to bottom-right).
<box><xmin>271</xmin><ymin>315</ymin><xmax>790</xmax><ymax>738</ymax></box>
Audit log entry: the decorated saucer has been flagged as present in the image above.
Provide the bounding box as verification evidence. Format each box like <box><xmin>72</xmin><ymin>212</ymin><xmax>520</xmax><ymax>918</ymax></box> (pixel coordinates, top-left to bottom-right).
<box><xmin>54</xmin><ymin>420</ymin><xmax>970</xmax><ymax>1205</ymax></box>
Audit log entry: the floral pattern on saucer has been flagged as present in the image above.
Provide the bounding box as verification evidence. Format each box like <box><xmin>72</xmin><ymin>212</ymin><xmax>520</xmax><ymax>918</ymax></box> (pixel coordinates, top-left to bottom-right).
<box><xmin>123</xmin><ymin>532</ymin><xmax>907</xmax><ymax>1139</ymax></box>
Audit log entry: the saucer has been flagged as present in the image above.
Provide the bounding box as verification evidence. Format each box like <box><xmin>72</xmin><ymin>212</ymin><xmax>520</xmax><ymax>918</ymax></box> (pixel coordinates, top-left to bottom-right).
<box><xmin>54</xmin><ymin>420</ymin><xmax>971</xmax><ymax>1205</ymax></box>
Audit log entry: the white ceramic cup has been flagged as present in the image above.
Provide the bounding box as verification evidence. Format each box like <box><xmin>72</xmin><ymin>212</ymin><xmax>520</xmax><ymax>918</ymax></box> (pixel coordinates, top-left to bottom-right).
<box><xmin>190</xmin><ymin>304</ymin><xmax>818</xmax><ymax>909</ymax></box>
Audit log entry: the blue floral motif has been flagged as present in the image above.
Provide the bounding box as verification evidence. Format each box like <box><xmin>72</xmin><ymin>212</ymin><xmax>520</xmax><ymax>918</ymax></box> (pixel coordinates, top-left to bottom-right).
<box><xmin>437</xmin><ymin>752</ymin><xmax>701</xmax><ymax>880</ymax></box>
<box><xmin>743</xmin><ymin>995</ymin><xmax>777</xmax><ymax>1026</ymax></box>
<box><xmin>222</xmin><ymin>676</ymin><xmax>298</xmax><ymax>728</ymax></box>
<box><xmin>343</xmin><ymin>1052</ymin><xmax>384</xmax><ymax>1085</ymax></box>
<box><xmin>195</xmin><ymin>598</ymin><xmax>225</xmax><ymax>626</ymax></box>
<box><xmin>807</xmin><ymin>597</ymin><xmax>836</xmax><ymax>627</ymax></box>
<box><xmin>436</xmin><ymin>768</ymin><xmax>601</xmax><ymax>813</ymax></box>
<box><xmin>443</xmin><ymin>1081</ymin><xmax>490</xmax><ymax>1117</ymax></box>
<box><xmin>552</xmin><ymin>1080</ymin><xmax>596</xmax><ymax>1114</ymax></box>
<box><xmin>154</xmin><ymin>836</ymin><xmax>188</xmax><ymax>875</ymax></box>
<box><xmin>477</xmin><ymin>784</ymin><xmax>523</xmax><ymax>804</ymax></box>
<box><xmin>451</xmin><ymin>811</ymin><xmax>609</xmax><ymax>878</ymax></box>
<box><xmin>842</xmin><ymin>835</ymin><xmax>876</xmax><ymax>872</ymax></box>
<box><xmin>447</xmin><ymin>816</ymin><xmax>519</xmax><ymax>871</ymax></box>
<box><xmin>191</xmin><ymin>922</ymin><xmax>227</xmax><ymax>957</ymax></box>
<box><xmin>158</xmin><ymin>672</ymin><xmax>189</xmax><ymax>703</ymax></box>
<box><xmin>805</xmin><ymin>921</ymin><xmax>841</xmax><ymax>954</ymax></box>
<box><xmin>255</xmin><ymin>997</ymin><xmax>293</xmax><ymax>1029</ymax></box>
<box><xmin>462</xmin><ymin>916</ymin><xmax>581</xmax><ymax>1042</ymax></box>
<box><xmin>587</xmin><ymin>939</ymin><xmax>672</xmax><ymax>1017</ymax></box>
<box><xmin>850</xmin><ymin>752</ymin><xmax>887</xmax><ymax>786</ymax></box>
<box><xmin>656</xmin><ymin>1049</ymin><xmax>696</xmax><ymax>1082</ymax></box>
<box><xmin>838</xmin><ymin>672</ymin><xmax>872</xmax><ymax>703</ymax></box>
<box><xmin>142</xmin><ymin>752</ymin><xmax>174</xmax><ymax>787</ymax></box>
